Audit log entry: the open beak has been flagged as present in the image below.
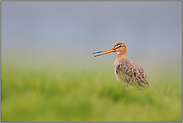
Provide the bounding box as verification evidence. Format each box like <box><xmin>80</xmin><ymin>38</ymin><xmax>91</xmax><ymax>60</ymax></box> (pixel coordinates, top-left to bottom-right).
<box><xmin>93</xmin><ymin>47</ymin><xmax>115</xmax><ymax>57</ymax></box>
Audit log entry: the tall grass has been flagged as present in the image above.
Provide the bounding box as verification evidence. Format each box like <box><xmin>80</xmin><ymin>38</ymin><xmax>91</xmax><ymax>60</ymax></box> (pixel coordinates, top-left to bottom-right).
<box><xmin>1</xmin><ymin>63</ymin><xmax>182</xmax><ymax>122</ymax></box>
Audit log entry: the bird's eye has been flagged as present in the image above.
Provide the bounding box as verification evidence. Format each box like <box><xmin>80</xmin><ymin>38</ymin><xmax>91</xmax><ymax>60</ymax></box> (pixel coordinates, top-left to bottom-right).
<box><xmin>118</xmin><ymin>45</ymin><xmax>121</xmax><ymax>47</ymax></box>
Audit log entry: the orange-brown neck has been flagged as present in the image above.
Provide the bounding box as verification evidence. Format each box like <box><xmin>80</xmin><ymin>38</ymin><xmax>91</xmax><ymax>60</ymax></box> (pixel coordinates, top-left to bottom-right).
<box><xmin>116</xmin><ymin>50</ymin><xmax>127</xmax><ymax>60</ymax></box>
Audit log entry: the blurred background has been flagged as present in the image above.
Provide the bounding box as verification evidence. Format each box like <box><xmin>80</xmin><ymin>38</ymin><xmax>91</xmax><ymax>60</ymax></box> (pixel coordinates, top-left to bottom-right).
<box><xmin>1</xmin><ymin>1</ymin><xmax>182</xmax><ymax>122</ymax></box>
<box><xmin>2</xmin><ymin>1</ymin><xmax>181</xmax><ymax>70</ymax></box>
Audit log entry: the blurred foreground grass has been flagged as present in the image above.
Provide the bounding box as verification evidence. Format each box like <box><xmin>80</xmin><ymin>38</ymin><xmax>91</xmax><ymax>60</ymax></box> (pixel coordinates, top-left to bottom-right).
<box><xmin>1</xmin><ymin>63</ymin><xmax>182</xmax><ymax>122</ymax></box>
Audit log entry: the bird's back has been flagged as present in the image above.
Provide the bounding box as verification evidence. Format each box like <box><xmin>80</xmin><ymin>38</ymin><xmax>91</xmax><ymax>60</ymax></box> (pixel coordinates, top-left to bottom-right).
<box><xmin>114</xmin><ymin>57</ymin><xmax>150</xmax><ymax>88</ymax></box>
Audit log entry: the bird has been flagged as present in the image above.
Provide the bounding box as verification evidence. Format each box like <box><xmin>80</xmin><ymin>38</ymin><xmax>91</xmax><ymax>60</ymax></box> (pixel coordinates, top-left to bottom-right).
<box><xmin>93</xmin><ymin>41</ymin><xmax>150</xmax><ymax>89</ymax></box>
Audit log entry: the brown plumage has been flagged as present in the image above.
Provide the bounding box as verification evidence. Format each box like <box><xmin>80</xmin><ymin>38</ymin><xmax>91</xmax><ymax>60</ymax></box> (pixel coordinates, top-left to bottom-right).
<box><xmin>93</xmin><ymin>41</ymin><xmax>150</xmax><ymax>89</ymax></box>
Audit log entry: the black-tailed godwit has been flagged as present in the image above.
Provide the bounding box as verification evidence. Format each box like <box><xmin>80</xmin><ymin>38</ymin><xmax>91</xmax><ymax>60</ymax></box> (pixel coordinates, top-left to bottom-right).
<box><xmin>93</xmin><ymin>41</ymin><xmax>150</xmax><ymax>89</ymax></box>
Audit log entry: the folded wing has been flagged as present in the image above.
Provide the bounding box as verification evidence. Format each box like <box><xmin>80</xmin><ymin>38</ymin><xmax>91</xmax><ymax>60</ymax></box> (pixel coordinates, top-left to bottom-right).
<box><xmin>114</xmin><ymin>57</ymin><xmax>150</xmax><ymax>88</ymax></box>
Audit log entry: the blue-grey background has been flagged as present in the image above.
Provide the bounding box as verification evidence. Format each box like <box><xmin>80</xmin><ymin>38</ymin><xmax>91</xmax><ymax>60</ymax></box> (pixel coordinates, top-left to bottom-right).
<box><xmin>2</xmin><ymin>1</ymin><xmax>181</xmax><ymax>69</ymax></box>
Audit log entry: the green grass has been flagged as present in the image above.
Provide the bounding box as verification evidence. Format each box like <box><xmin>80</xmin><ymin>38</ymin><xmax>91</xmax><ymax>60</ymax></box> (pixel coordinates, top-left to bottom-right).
<box><xmin>1</xmin><ymin>63</ymin><xmax>182</xmax><ymax>122</ymax></box>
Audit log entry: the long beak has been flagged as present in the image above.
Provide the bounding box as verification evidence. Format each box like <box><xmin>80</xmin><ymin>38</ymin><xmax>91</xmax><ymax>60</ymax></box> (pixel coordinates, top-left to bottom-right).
<box><xmin>93</xmin><ymin>48</ymin><xmax>115</xmax><ymax>57</ymax></box>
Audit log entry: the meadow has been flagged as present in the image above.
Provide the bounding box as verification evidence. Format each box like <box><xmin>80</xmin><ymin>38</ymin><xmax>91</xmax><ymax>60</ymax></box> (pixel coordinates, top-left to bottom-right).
<box><xmin>1</xmin><ymin>61</ymin><xmax>182</xmax><ymax>122</ymax></box>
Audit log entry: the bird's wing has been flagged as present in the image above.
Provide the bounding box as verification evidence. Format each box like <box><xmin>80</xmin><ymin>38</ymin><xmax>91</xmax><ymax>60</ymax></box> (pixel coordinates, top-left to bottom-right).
<box><xmin>115</xmin><ymin>58</ymin><xmax>150</xmax><ymax>88</ymax></box>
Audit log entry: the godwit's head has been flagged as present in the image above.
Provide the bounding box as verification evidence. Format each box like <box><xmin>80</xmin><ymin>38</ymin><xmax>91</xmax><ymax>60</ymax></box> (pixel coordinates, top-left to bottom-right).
<box><xmin>93</xmin><ymin>41</ymin><xmax>127</xmax><ymax>58</ymax></box>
